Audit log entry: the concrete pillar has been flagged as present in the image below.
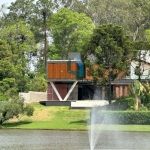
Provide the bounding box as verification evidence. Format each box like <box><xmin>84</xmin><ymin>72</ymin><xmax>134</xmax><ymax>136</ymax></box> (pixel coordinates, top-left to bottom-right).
<box><xmin>120</xmin><ymin>86</ymin><xmax>123</xmax><ymax>97</ymax></box>
<box><xmin>102</xmin><ymin>86</ymin><xmax>105</xmax><ymax>100</ymax></box>
<box><xmin>68</xmin><ymin>84</ymin><xmax>78</xmax><ymax>100</ymax></box>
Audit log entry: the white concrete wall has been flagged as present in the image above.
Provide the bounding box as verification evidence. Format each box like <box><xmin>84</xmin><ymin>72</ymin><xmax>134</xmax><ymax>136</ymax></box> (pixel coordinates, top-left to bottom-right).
<box><xmin>130</xmin><ymin>61</ymin><xmax>150</xmax><ymax>79</ymax></box>
<box><xmin>19</xmin><ymin>91</ymin><xmax>47</xmax><ymax>103</ymax></box>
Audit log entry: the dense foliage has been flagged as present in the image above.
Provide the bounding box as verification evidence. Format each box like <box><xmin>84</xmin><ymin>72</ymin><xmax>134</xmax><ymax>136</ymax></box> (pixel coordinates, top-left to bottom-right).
<box><xmin>83</xmin><ymin>24</ymin><xmax>135</xmax><ymax>104</ymax></box>
<box><xmin>97</xmin><ymin>97</ymin><xmax>134</xmax><ymax>111</ymax></box>
<box><xmin>0</xmin><ymin>96</ymin><xmax>34</xmax><ymax>125</ymax></box>
<box><xmin>90</xmin><ymin>94</ymin><xmax>150</xmax><ymax>125</ymax></box>
<box><xmin>0</xmin><ymin>1</ymin><xmax>150</xmax><ymax>113</ymax></box>
<box><xmin>94</xmin><ymin>111</ymin><xmax>150</xmax><ymax>125</ymax></box>
<box><xmin>49</xmin><ymin>8</ymin><xmax>94</xmax><ymax>59</ymax></box>
<box><xmin>142</xmin><ymin>93</ymin><xmax>150</xmax><ymax>109</ymax></box>
<box><xmin>0</xmin><ymin>0</ymin><xmax>150</xmax><ymax>94</ymax></box>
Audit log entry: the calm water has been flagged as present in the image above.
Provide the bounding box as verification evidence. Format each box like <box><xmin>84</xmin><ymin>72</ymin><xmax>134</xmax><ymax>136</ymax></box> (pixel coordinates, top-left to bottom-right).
<box><xmin>0</xmin><ymin>129</ymin><xmax>150</xmax><ymax>150</ymax></box>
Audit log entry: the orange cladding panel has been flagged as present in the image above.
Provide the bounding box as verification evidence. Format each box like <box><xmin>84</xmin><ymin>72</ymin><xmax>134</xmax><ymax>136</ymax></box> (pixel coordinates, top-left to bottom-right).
<box><xmin>60</xmin><ymin>63</ymin><xmax>66</xmax><ymax>78</ymax></box>
<box><xmin>47</xmin><ymin>63</ymin><xmax>54</xmax><ymax>79</ymax></box>
<box><xmin>54</xmin><ymin>63</ymin><xmax>61</xmax><ymax>78</ymax></box>
<box><xmin>47</xmin><ymin>62</ymin><xmax>78</xmax><ymax>79</ymax></box>
<box><xmin>71</xmin><ymin>63</ymin><xmax>77</xmax><ymax>78</ymax></box>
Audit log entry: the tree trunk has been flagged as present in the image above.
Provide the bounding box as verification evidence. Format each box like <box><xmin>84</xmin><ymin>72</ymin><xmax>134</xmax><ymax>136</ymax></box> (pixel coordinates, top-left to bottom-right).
<box><xmin>134</xmin><ymin>96</ymin><xmax>139</xmax><ymax>111</ymax></box>
<box><xmin>43</xmin><ymin>11</ymin><xmax>47</xmax><ymax>71</ymax></box>
<box><xmin>0</xmin><ymin>120</ymin><xmax>2</xmax><ymax>125</ymax></box>
<box><xmin>108</xmin><ymin>79</ymin><xmax>111</xmax><ymax>105</ymax></box>
<box><xmin>0</xmin><ymin>118</ymin><xmax>5</xmax><ymax>125</ymax></box>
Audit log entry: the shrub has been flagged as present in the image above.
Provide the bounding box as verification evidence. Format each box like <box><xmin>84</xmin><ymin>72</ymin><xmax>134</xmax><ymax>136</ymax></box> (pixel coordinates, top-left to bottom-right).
<box><xmin>142</xmin><ymin>93</ymin><xmax>150</xmax><ymax>106</ymax></box>
<box><xmin>0</xmin><ymin>92</ymin><xmax>6</xmax><ymax>101</ymax></box>
<box><xmin>138</xmin><ymin>104</ymin><xmax>148</xmax><ymax>111</ymax></box>
<box><xmin>94</xmin><ymin>111</ymin><xmax>150</xmax><ymax>125</ymax></box>
<box><xmin>146</xmin><ymin>103</ymin><xmax>150</xmax><ymax>110</ymax></box>
<box><xmin>0</xmin><ymin>96</ymin><xmax>34</xmax><ymax>124</ymax></box>
<box><xmin>97</xmin><ymin>96</ymin><xmax>134</xmax><ymax>111</ymax></box>
<box><xmin>112</xmin><ymin>96</ymin><xmax>134</xmax><ymax>110</ymax></box>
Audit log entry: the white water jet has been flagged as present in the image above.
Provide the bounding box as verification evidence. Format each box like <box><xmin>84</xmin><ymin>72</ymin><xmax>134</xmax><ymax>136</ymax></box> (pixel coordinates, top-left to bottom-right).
<box><xmin>88</xmin><ymin>107</ymin><xmax>101</xmax><ymax>150</ymax></box>
<box><xmin>93</xmin><ymin>86</ymin><xmax>102</xmax><ymax>100</ymax></box>
<box><xmin>88</xmin><ymin>86</ymin><xmax>109</xmax><ymax>150</ymax></box>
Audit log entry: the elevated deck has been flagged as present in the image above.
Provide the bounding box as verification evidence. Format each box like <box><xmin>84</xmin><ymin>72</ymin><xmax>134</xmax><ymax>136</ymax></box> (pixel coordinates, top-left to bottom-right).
<box><xmin>39</xmin><ymin>100</ymin><xmax>109</xmax><ymax>109</ymax></box>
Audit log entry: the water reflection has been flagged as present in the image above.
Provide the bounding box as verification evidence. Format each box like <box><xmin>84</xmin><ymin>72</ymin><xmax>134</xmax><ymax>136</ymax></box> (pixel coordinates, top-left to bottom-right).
<box><xmin>0</xmin><ymin>130</ymin><xmax>150</xmax><ymax>150</ymax></box>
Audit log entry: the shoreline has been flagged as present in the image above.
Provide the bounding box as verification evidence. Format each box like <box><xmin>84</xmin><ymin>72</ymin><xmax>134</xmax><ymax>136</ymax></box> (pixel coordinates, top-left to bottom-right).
<box><xmin>1</xmin><ymin>123</ymin><xmax>150</xmax><ymax>132</ymax></box>
<box><xmin>1</xmin><ymin>103</ymin><xmax>150</xmax><ymax>132</ymax></box>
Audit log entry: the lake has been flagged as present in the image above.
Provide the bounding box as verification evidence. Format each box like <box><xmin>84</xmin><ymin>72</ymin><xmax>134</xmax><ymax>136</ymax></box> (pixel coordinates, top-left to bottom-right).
<box><xmin>0</xmin><ymin>130</ymin><xmax>150</xmax><ymax>150</ymax></box>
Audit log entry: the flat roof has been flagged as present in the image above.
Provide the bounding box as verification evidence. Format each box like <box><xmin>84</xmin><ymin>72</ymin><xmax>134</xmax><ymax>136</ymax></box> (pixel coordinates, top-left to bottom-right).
<box><xmin>111</xmin><ymin>79</ymin><xmax>133</xmax><ymax>85</ymax></box>
<box><xmin>47</xmin><ymin>60</ymin><xmax>81</xmax><ymax>63</ymax></box>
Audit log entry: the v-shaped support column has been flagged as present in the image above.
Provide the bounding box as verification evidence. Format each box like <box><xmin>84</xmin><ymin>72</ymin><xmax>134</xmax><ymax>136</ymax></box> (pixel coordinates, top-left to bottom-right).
<box><xmin>50</xmin><ymin>81</ymin><xmax>78</xmax><ymax>101</ymax></box>
<box><xmin>50</xmin><ymin>81</ymin><xmax>63</xmax><ymax>101</ymax></box>
<box><xmin>63</xmin><ymin>81</ymin><xmax>78</xmax><ymax>101</ymax></box>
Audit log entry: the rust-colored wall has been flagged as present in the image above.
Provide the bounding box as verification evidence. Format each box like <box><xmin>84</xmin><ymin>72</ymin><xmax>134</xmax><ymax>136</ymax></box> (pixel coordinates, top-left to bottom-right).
<box><xmin>115</xmin><ymin>86</ymin><xmax>120</xmax><ymax>98</ymax></box>
<box><xmin>85</xmin><ymin>65</ymin><xmax>125</xmax><ymax>81</ymax></box>
<box><xmin>115</xmin><ymin>85</ymin><xmax>128</xmax><ymax>98</ymax></box>
<box><xmin>47</xmin><ymin>63</ymin><xmax>77</xmax><ymax>79</ymax></box>
<box><xmin>47</xmin><ymin>83</ymin><xmax>67</xmax><ymax>100</ymax></box>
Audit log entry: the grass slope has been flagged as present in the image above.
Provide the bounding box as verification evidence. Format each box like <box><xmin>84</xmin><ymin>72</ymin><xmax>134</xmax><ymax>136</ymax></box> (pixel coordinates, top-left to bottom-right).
<box><xmin>1</xmin><ymin>102</ymin><xmax>90</xmax><ymax>130</ymax></box>
<box><xmin>1</xmin><ymin>102</ymin><xmax>150</xmax><ymax>131</ymax></box>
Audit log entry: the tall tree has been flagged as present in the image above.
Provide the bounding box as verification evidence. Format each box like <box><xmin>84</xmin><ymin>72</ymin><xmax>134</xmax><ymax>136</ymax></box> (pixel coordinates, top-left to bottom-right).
<box><xmin>34</xmin><ymin>0</ymin><xmax>54</xmax><ymax>72</ymax></box>
<box><xmin>5</xmin><ymin>0</ymin><xmax>54</xmax><ymax>73</ymax></box>
<box><xmin>0</xmin><ymin>40</ymin><xmax>17</xmax><ymax>99</ymax></box>
<box><xmin>6</xmin><ymin>0</ymin><xmax>35</xmax><ymax>20</ymax></box>
<box><xmin>84</xmin><ymin>24</ymin><xmax>135</xmax><ymax>104</ymax></box>
<box><xmin>49</xmin><ymin>8</ymin><xmax>94</xmax><ymax>59</ymax></box>
<box><xmin>130</xmin><ymin>0</ymin><xmax>150</xmax><ymax>41</ymax></box>
<box><xmin>0</xmin><ymin>20</ymin><xmax>36</xmax><ymax>92</ymax></box>
<box><xmin>70</xmin><ymin>0</ymin><xmax>150</xmax><ymax>41</ymax></box>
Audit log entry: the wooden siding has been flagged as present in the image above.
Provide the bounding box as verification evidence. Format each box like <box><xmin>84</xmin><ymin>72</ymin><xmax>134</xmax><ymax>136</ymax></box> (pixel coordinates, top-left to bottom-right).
<box><xmin>85</xmin><ymin>65</ymin><xmax>125</xmax><ymax>81</ymax></box>
<box><xmin>47</xmin><ymin>62</ymin><xmax>77</xmax><ymax>79</ymax></box>
<box><xmin>47</xmin><ymin>83</ymin><xmax>67</xmax><ymax>100</ymax></box>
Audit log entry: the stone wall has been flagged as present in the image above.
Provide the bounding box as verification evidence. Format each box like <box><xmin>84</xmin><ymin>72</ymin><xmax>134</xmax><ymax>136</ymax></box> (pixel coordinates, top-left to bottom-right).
<box><xmin>19</xmin><ymin>91</ymin><xmax>47</xmax><ymax>103</ymax></box>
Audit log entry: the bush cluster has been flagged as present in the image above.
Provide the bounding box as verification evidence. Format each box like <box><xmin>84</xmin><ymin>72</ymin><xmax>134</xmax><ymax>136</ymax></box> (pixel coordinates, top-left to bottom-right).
<box><xmin>142</xmin><ymin>93</ymin><xmax>150</xmax><ymax>110</ymax></box>
<box><xmin>98</xmin><ymin>95</ymin><xmax>150</xmax><ymax>111</ymax></box>
<box><xmin>90</xmin><ymin>96</ymin><xmax>150</xmax><ymax>125</ymax></box>
<box><xmin>93</xmin><ymin>111</ymin><xmax>150</xmax><ymax>125</ymax></box>
<box><xmin>97</xmin><ymin>96</ymin><xmax>134</xmax><ymax>111</ymax></box>
<box><xmin>0</xmin><ymin>96</ymin><xmax>34</xmax><ymax>124</ymax></box>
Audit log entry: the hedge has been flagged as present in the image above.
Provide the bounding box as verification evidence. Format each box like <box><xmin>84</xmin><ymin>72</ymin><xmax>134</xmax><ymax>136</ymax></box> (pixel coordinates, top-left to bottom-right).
<box><xmin>91</xmin><ymin>111</ymin><xmax>150</xmax><ymax>125</ymax></box>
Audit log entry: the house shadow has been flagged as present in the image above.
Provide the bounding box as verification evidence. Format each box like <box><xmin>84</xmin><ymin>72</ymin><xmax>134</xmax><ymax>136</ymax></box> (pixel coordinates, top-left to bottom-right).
<box><xmin>2</xmin><ymin>121</ymin><xmax>32</xmax><ymax>127</ymax></box>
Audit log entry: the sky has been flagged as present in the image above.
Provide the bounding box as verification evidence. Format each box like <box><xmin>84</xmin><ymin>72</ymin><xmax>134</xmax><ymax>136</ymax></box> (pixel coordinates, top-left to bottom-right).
<box><xmin>0</xmin><ymin>0</ymin><xmax>16</xmax><ymax>6</ymax></box>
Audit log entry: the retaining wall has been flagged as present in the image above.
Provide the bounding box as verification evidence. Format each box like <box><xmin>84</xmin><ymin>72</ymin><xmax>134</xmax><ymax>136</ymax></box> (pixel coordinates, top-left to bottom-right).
<box><xmin>19</xmin><ymin>91</ymin><xmax>47</xmax><ymax>103</ymax></box>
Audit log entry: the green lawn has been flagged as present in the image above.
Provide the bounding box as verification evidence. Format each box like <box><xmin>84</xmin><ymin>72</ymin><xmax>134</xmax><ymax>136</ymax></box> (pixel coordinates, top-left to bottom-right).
<box><xmin>1</xmin><ymin>102</ymin><xmax>150</xmax><ymax>131</ymax></box>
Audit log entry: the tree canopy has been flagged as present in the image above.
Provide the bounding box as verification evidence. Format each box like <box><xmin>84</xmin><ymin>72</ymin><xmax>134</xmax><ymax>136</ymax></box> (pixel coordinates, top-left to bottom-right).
<box><xmin>84</xmin><ymin>24</ymin><xmax>135</xmax><ymax>103</ymax></box>
<box><xmin>49</xmin><ymin>8</ymin><xmax>94</xmax><ymax>59</ymax></box>
<box><xmin>0</xmin><ymin>0</ymin><xmax>150</xmax><ymax>98</ymax></box>
<box><xmin>71</xmin><ymin>0</ymin><xmax>150</xmax><ymax>41</ymax></box>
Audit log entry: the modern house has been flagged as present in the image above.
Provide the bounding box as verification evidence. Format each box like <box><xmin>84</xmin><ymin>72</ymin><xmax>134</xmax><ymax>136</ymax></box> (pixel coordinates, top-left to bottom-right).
<box><xmin>46</xmin><ymin>51</ymin><xmax>150</xmax><ymax>101</ymax></box>
<box><xmin>46</xmin><ymin>52</ymin><xmax>107</xmax><ymax>101</ymax></box>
